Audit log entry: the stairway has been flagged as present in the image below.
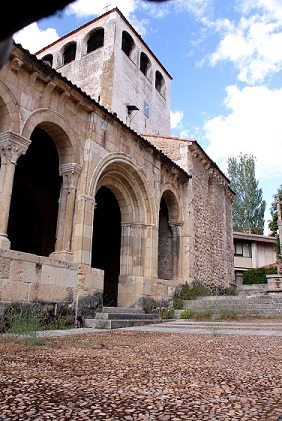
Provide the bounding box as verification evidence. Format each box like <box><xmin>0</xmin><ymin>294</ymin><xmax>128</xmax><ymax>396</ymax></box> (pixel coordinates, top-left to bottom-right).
<box><xmin>85</xmin><ymin>307</ymin><xmax>162</xmax><ymax>329</ymax></box>
<box><xmin>176</xmin><ymin>295</ymin><xmax>282</xmax><ymax>318</ymax></box>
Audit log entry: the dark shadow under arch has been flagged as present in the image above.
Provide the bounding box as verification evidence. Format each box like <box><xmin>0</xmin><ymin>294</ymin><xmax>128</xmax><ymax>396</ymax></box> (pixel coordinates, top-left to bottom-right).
<box><xmin>7</xmin><ymin>127</ymin><xmax>61</xmax><ymax>256</ymax></box>
<box><xmin>91</xmin><ymin>186</ymin><xmax>121</xmax><ymax>307</ymax></box>
<box><xmin>158</xmin><ymin>196</ymin><xmax>173</xmax><ymax>280</ymax></box>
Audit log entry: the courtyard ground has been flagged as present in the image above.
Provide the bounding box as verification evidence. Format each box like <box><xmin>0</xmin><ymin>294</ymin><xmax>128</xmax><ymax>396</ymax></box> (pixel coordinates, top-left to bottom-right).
<box><xmin>0</xmin><ymin>320</ymin><xmax>281</xmax><ymax>420</ymax></box>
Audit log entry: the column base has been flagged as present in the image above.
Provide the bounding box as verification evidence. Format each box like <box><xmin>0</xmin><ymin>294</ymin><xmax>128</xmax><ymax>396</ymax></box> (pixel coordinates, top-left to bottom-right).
<box><xmin>49</xmin><ymin>251</ymin><xmax>73</xmax><ymax>263</ymax></box>
<box><xmin>0</xmin><ymin>234</ymin><xmax>11</xmax><ymax>249</ymax></box>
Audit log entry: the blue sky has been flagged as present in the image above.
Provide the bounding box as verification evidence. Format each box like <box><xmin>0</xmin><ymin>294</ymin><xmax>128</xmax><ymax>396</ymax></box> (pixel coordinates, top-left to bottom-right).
<box><xmin>14</xmin><ymin>0</ymin><xmax>282</xmax><ymax>232</ymax></box>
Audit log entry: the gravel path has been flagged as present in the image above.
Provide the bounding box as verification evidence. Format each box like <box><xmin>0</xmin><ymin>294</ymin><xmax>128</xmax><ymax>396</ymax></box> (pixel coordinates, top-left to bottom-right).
<box><xmin>0</xmin><ymin>327</ymin><xmax>281</xmax><ymax>420</ymax></box>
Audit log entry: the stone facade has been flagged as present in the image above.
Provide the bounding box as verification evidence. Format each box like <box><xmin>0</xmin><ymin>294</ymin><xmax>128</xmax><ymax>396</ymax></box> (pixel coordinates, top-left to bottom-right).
<box><xmin>0</xmin><ymin>8</ymin><xmax>235</xmax><ymax>309</ymax></box>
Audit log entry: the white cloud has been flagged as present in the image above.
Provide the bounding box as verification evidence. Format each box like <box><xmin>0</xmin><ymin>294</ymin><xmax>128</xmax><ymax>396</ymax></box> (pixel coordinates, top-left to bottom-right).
<box><xmin>170</xmin><ymin>109</ymin><xmax>184</xmax><ymax>129</ymax></box>
<box><xmin>65</xmin><ymin>0</ymin><xmax>137</xmax><ymax>19</ymax></box>
<box><xmin>173</xmin><ymin>0</ymin><xmax>211</xmax><ymax>19</ymax></box>
<box><xmin>203</xmin><ymin>85</ymin><xmax>282</xmax><ymax>181</ymax></box>
<box><xmin>208</xmin><ymin>3</ymin><xmax>282</xmax><ymax>84</ymax></box>
<box><xmin>13</xmin><ymin>23</ymin><xmax>59</xmax><ymax>54</ymax></box>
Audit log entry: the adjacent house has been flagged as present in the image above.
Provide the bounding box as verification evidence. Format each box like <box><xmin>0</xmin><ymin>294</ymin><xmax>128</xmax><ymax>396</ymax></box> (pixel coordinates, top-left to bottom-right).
<box><xmin>233</xmin><ymin>232</ymin><xmax>276</xmax><ymax>285</ymax></box>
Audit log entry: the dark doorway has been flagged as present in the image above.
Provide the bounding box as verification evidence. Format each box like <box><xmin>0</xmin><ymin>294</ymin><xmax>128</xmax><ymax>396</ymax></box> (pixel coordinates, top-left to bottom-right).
<box><xmin>91</xmin><ymin>186</ymin><xmax>121</xmax><ymax>307</ymax></box>
<box><xmin>158</xmin><ymin>196</ymin><xmax>173</xmax><ymax>280</ymax></box>
<box><xmin>7</xmin><ymin>127</ymin><xmax>61</xmax><ymax>256</ymax></box>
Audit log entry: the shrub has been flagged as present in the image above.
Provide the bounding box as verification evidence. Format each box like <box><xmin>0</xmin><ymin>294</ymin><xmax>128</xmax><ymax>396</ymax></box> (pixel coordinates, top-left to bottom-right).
<box><xmin>180</xmin><ymin>309</ymin><xmax>192</xmax><ymax>319</ymax></box>
<box><xmin>175</xmin><ymin>281</ymin><xmax>211</xmax><ymax>301</ymax></box>
<box><xmin>173</xmin><ymin>297</ymin><xmax>183</xmax><ymax>309</ymax></box>
<box><xmin>243</xmin><ymin>266</ymin><xmax>277</xmax><ymax>285</ymax></box>
<box><xmin>161</xmin><ymin>307</ymin><xmax>174</xmax><ymax>319</ymax></box>
<box><xmin>0</xmin><ymin>302</ymin><xmax>76</xmax><ymax>334</ymax></box>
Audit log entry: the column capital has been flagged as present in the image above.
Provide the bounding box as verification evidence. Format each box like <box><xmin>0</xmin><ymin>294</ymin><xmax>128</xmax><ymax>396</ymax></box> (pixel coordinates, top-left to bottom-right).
<box><xmin>59</xmin><ymin>163</ymin><xmax>82</xmax><ymax>189</ymax></box>
<box><xmin>0</xmin><ymin>131</ymin><xmax>31</xmax><ymax>164</ymax></box>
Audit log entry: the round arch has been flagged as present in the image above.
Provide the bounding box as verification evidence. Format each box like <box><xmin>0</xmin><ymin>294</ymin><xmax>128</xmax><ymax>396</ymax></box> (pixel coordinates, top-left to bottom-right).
<box><xmin>21</xmin><ymin>108</ymin><xmax>81</xmax><ymax>165</ymax></box>
<box><xmin>160</xmin><ymin>183</ymin><xmax>183</xmax><ymax>224</ymax></box>
<box><xmin>158</xmin><ymin>185</ymin><xmax>183</xmax><ymax>280</ymax></box>
<box><xmin>0</xmin><ymin>80</ymin><xmax>21</xmax><ymax>133</ymax></box>
<box><xmin>90</xmin><ymin>153</ymin><xmax>156</xmax><ymax>226</ymax></box>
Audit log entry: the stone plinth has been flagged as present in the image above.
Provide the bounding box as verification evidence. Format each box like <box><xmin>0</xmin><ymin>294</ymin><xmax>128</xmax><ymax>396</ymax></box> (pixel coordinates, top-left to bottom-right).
<box><xmin>266</xmin><ymin>274</ymin><xmax>282</xmax><ymax>293</ymax></box>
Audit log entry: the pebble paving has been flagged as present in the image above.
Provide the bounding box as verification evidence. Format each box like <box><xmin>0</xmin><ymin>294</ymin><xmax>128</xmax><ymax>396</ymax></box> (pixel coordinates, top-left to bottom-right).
<box><xmin>0</xmin><ymin>328</ymin><xmax>281</xmax><ymax>420</ymax></box>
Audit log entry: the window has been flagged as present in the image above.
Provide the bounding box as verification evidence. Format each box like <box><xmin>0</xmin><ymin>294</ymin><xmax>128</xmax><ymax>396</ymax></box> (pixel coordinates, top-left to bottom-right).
<box><xmin>63</xmin><ymin>42</ymin><xmax>76</xmax><ymax>65</ymax></box>
<box><xmin>87</xmin><ymin>28</ymin><xmax>104</xmax><ymax>53</ymax></box>
<box><xmin>41</xmin><ymin>54</ymin><xmax>53</xmax><ymax>67</ymax></box>
<box><xmin>140</xmin><ymin>52</ymin><xmax>150</xmax><ymax>76</ymax></box>
<box><xmin>155</xmin><ymin>70</ymin><xmax>165</xmax><ymax>95</ymax></box>
<box><xmin>234</xmin><ymin>240</ymin><xmax>252</xmax><ymax>257</ymax></box>
<box><xmin>121</xmin><ymin>31</ymin><xmax>134</xmax><ymax>58</ymax></box>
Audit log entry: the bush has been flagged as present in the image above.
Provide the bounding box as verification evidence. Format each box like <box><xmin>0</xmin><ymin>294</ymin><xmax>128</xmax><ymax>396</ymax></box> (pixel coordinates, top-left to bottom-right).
<box><xmin>173</xmin><ymin>297</ymin><xmax>183</xmax><ymax>309</ymax></box>
<box><xmin>175</xmin><ymin>281</ymin><xmax>211</xmax><ymax>301</ymax></box>
<box><xmin>180</xmin><ymin>309</ymin><xmax>192</xmax><ymax>319</ymax></box>
<box><xmin>243</xmin><ymin>266</ymin><xmax>277</xmax><ymax>285</ymax></box>
<box><xmin>160</xmin><ymin>307</ymin><xmax>174</xmax><ymax>319</ymax></box>
<box><xmin>0</xmin><ymin>302</ymin><xmax>75</xmax><ymax>334</ymax></box>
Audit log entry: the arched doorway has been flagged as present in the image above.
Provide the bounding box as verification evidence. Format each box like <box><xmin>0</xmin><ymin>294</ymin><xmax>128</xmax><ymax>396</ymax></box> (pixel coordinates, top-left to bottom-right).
<box><xmin>91</xmin><ymin>186</ymin><xmax>121</xmax><ymax>307</ymax></box>
<box><xmin>7</xmin><ymin>127</ymin><xmax>61</xmax><ymax>256</ymax></box>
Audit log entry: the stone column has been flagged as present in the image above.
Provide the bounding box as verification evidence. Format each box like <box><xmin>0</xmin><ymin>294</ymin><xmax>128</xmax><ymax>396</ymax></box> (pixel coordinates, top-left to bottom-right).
<box><xmin>120</xmin><ymin>223</ymin><xmax>132</xmax><ymax>276</ymax></box>
<box><xmin>0</xmin><ymin>131</ymin><xmax>30</xmax><ymax>249</ymax></box>
<box><xmin>50</xmin><ymin>163</ymin><xmax>82</xmax><ymax>261</ymax></box>
<box><xmin>170</xmin><ymin>222</ymin><xmax>182</xmax><ymax>279</ymax></box>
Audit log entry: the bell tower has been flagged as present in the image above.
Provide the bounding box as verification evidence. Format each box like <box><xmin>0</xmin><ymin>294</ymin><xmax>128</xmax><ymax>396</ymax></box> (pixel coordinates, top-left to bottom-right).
<box><xmin>36</xmin><ymin>7</ymin><xmax>172</xmax><ymax>136</ymax></box>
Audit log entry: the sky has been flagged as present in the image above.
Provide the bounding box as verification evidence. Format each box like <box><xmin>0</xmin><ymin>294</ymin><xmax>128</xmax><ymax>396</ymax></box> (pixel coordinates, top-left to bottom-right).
<box><xmin>13</xmin><ymin>0</ymin><xmax>282</xmax><ymax>233</ymax></box>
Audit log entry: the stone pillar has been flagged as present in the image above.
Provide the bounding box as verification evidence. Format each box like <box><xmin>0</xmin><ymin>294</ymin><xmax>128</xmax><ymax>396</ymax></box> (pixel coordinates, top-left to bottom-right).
<box><xmin>50</xmin><ymin>163</ymin><xmax>82</xmax><ymax>261</ymax></box>
<box><xmin>170</xmin><ymin>222</ymin><xmax>182</xmax><ymax>279</ymax></box>
<box><xmin>120</xmin><ymin>223</ymin><xmax>132</xmax><ymax>276</ymax></box>
<box><xmin>0</xmin><ymin>131</ymin><xmax>31</xmax><ymax>249</ymax></box>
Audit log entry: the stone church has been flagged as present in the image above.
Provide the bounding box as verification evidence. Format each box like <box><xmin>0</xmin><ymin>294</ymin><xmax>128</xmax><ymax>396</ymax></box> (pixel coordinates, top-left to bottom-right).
<box><xmin>0</xmin><ymin>8</ymin><xmax>235</xmax><ymax>309</ymax></box>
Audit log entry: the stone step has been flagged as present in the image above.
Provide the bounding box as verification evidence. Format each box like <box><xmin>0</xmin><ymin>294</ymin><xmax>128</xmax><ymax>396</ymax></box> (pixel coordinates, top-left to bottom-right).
<box><xmin>85</xmin><ymin>318</ymin><xmax>161</xmax><ymax>330</ymax></box>
<box><xmin>95</xmin><ymin>312</ymin><xmax>160</xmax><ymax>320</ymax></box>
<box><xmin>85</xmin><ymin>306</ymin><xmax>162</xmax><ymax>329</ymax></box>
<box><xmin>101</xmin><ymin>306</ymin><xmax>149</xmax><ymax>314</ymax></box>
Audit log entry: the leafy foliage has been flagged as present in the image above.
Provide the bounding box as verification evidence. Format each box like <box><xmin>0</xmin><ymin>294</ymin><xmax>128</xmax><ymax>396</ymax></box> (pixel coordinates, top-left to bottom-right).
<box><xmin>227</xmin><ymin>152</ymin><xmax>266</xmax><ymax>234</ymax></box>
<box><xmin>268</xmin><ymin>184</ymin><xmax>282</xmax><ymax>260</ymax></box>
<box><xmin>243</xmin><ymin>266</ymin><xmax>277</xmax><ymax>284</ymax></box>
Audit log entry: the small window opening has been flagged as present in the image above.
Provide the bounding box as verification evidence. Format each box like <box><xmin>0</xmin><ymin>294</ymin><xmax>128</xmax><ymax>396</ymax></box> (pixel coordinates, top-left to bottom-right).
<box><xmin>121</xmin><ymin>31</ymin><xmax>134</xmax><ymax>58</ymax></box>
<box><xmin>155</xmin><ymin>70</ymin><xmax>165</xmax><ymax>94</ymax></box>
<box><xmin>140</xmin><ymin>52</ymin><xmax>150</xmax><ymax>76</ymax></box>
<box><xmin>87</xmin><ymin>28</ymin><xmax>104</xmax><ymax>53</ymax></box>
<box><xmin>63</xmin><ymin>42</ymin><xmax>76</xmax><ymax>65</ymax></box>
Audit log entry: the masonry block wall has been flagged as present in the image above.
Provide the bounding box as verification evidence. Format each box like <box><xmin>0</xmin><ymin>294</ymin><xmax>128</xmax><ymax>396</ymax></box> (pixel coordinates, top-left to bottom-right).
<box><xmin>144</xmin><ymin>134</ymin><xmax>235</xmax><ymax>289</ymax></box>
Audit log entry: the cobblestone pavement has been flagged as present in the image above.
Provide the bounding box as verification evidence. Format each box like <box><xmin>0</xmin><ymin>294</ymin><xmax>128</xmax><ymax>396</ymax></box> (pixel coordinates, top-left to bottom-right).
<box><xmin>1</xmin><ymin>321</ymin><xmax>281</xmax><ymax>420</ymax></box>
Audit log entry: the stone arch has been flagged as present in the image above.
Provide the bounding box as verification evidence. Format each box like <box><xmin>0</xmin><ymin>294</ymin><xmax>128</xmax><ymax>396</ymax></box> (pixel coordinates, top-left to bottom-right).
<box><xmin>21</xmin><ymin>109</ymin><xmax>81</xmax><ymax>165</ymax></box>
<box><xmin>90</xmin><ymin>153</ymin><xmax>155</xmax><ymax>225</ymax></box>
<box><xmin>8</xmin><ymin>112</ymin><xmax>82</xmax><ymax>257</ymax></box>
<box><xmin>89</xmin><ymin>153</ymin><xmax>157</xmax><ymax>305</ymax></box>
<box><xmin>8</xmin><ymin>127</ymin><xmax>61</xmax><ymax>256</ymax></box>
<box><xmin>0</xmin><ymin>80</ymin><xmax>21</xmax><ymax>133</ymax></box>
<box><xmin>158</xmin><ymin>186</ymin><xmax>182</xmax><ymax>280</ymax></box>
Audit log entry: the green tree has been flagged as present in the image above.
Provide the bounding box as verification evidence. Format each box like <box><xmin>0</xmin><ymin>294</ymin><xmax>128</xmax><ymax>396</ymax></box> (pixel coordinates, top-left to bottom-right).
<box><xmin>227</xmin><ymin>152</ymin><xmax>266</xmax><ymax>234</ymax></box>
<box><xmin>268</xmin><ymin>184</ymin><xmax>282</xmax><ymax>259</ymax></box>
